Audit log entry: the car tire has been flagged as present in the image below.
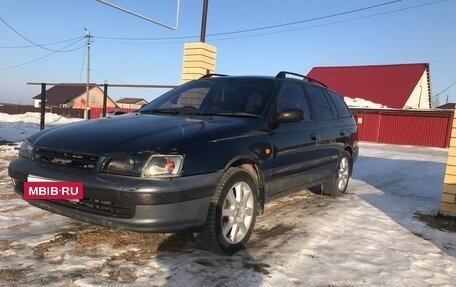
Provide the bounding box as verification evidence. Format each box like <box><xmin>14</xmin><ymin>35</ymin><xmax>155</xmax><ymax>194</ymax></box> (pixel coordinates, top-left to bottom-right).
<box><xmin>322</xmin><ymin>151</ymin><xmax>352</xmax><ymax>196</ymax></box>
<box><xmin>197</xmin><ymin>167</ymin><xmax>258</xmax><ymax>255</ymax></box>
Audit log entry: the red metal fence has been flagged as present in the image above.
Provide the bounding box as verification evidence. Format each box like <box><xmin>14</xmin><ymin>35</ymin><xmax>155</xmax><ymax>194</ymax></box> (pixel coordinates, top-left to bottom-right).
<box><xmin>352</xmin><ymin>109</ymin><xmax>454</xmax><ymax>148</ymax></box>
<box><xmin>89</xmin><ymin>107</ymin><xmax>137</xmax><ymax>119</ymax></box>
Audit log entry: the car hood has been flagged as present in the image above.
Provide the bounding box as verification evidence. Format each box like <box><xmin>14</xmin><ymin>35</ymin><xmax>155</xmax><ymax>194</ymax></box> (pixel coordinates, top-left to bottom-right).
<box><xmin>28</xmin><ymin>113</ymin><xmax>254</xmax><ymax>155</ymax></box>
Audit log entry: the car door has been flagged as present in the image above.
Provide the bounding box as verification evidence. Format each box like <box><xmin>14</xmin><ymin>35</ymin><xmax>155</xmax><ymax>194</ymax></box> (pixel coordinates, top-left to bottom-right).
<box><xmin>325</xmin><ymin>88</ymin><xmax>357</xmax><ymax>143</ymax></box>
<box><xmin>304</xmin><ymin>84</ymin><xmax>341</xmax><ymax>179</ymax></box>
<box><xmin>268</xmin><ymin>83</ymin><xmax>320</xmax><ymax>196</ymax></box>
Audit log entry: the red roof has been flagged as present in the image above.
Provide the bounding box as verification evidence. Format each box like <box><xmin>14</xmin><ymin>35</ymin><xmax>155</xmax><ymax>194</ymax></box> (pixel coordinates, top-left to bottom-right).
<box><xmin>307</xmin><ymin>63</ymin><xmax>429</xmax><ymax>109</ymax></box>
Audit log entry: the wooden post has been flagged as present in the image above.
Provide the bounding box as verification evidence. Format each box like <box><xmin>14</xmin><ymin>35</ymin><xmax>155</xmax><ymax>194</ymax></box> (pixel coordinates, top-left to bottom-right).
<box><xmin>40</xmin><ymin>83</ymin><xmax>46</xmax><ymax>130</ymax></box>
<box><xmin>103</xmin><ymin>83</ymin><xmax>108</xmax><ymax>117</ymax></box>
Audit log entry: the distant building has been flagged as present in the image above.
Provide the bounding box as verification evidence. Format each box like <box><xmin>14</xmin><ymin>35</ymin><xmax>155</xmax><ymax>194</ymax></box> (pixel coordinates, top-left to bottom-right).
<box><xmin>437</xmin><ymin>103</ymin><xmax>456</xmax><ymax>109</ymax></box>
<box><xmin>307</xmin><ymin>63</ymin><xmax>432</xmax><ymax>109</ymax></box>
<box><xmin>116</xmin><ymin>98</ymin><xmax>148</xmax><ymax>109</ymax></box>
<box><xmin>33</xmin><ymin>84</ymin><xmax>118</xmax><ymax>109</ymax></box>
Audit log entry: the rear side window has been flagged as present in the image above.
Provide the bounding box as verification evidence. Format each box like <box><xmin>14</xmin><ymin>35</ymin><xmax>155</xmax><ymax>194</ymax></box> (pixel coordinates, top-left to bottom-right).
<box><xmin>326</xmin><ymin>90</ymin><xmax>352</xmax><ymax>118</ymax></box>
<box><xmin>305</xmin><ymin>85</ymin><xmax>334</xmax><ymax>121</ymax></box>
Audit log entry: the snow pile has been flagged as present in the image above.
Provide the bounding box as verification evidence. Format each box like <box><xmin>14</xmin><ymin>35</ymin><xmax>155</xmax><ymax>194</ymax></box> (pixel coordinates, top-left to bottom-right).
<box><xmin>344</xmin><ymin>97</ymin><xmax>388</xmax><ymax>109</ymax></box>
<box><xmin>0</xmin><ymin>112</ymin><xmax>82</xmax><ymax>142</ymax></box>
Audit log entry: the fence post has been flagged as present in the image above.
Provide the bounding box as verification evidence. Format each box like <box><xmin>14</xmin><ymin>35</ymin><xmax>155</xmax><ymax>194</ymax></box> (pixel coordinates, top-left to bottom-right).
<box><xmin>40</xmin><ymin>83</ymin><xmax>46</xmax><ymax>130</ymax></box>
<box><xmin>103</xmin><ymin>83</ymin><xmax>108</xmax><ymax>117</ymax></box>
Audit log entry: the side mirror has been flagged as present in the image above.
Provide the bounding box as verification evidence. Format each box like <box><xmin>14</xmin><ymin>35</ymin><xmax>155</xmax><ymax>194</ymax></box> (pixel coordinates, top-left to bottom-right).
<box><xmin>275</xmin><ymin>109</ymin><xmax>304</xmax><ymax>122</ymax></box>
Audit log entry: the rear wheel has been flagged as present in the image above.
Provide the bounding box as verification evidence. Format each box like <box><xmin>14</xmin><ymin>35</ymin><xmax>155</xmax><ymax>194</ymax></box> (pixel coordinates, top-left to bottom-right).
<box><xmin>197</xmin><ymin>167</ymin><xmax>257</xmax><ymax>255</ymax></box>
<box><xmin>322</xmin><ymin>151</ymin><xmax>351</xmax><ymax>196</ymax></box>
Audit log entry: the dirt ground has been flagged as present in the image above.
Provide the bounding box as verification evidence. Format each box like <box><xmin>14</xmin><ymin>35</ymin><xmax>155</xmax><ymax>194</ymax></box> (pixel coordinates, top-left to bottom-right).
<box><xmin>0</xmin><ymin>187</ymin><xmax>331</xmax><ymax>286</ymax></box>
<box><xmin>415</xmin><ymin>212</ymin><xmax>456</xmax><ymax>233</ymax></box>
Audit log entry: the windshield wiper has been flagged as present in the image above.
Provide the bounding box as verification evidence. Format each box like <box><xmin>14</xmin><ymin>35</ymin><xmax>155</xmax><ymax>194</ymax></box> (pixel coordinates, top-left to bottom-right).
<box><xmin>200</xmin><ymin>110</ymin><xmax>260</xmax><ymax>118</ymax></box>
<box><xmin>141</xmin><ymin>108</ymin><xmax>259</xmax><ymax>118</ymax></box>
<box><xmin>140</xmin><ymin>108</ymin><xmax>180</xmax><ymax>114</ymax></box>
<box><xmin>141</xmin><ymin>108</ymin><xmax>201</xmax><ymax>115</ymax></box>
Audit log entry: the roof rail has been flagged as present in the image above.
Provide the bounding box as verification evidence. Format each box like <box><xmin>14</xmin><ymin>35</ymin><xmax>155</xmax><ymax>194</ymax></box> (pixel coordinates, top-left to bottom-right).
<box><xmin>276</xmin><ymin>71</ymin><xmax>327</xmax><ymax>87</ymax></box>
<box><xmin>199</xmin><ymin>73</ymin><xmax>228</xmax><ymax>79</ymax></box>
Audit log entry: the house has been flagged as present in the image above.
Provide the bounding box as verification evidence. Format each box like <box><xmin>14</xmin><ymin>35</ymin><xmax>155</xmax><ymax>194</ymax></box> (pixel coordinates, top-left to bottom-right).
<box><xmin>307</xmin><ymin>63</ymin><xmax>432</xmax><ymax>109</ymax></box>
<box><xmin>116</xmin><ymin>98</ymin><xmax>148</xmax><ymax>109</ymax></box>
<box><xmin>33</xmin><ymin>84</ymin><xmax>118</xmax><ymax>109</ymax></box>
<box><xmin>437</xmin><ymin>103</ymin><xmax>456</xmax><ymax>109</ymax></box>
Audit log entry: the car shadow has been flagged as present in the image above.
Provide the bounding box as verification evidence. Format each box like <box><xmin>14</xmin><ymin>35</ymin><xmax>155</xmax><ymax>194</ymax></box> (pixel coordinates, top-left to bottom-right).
<box><xmin>351</xmin><ymin>154</ymin><xmax>456</xmax><ymax>256</ymax></box>
<box><xmin>154</xmin><ymin>234</ymin><xmax>265</xmax><ymax>286</ymax></box>
<box><xmin>152</xmin><ymin>189</ymin><xmax>327</xmax><ymax>286</ymax></box>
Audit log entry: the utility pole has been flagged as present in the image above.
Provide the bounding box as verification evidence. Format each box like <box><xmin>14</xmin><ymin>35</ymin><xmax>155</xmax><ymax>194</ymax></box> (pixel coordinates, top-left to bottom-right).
<box><xmin>84</xmin><ymin>28</ymin><xmax>91</xmax><ymax>119</ymax></box>
<box><xmin>200</xmin><ymin>0</ymin><xmax>209</xmax><ymax>43</ymax></box>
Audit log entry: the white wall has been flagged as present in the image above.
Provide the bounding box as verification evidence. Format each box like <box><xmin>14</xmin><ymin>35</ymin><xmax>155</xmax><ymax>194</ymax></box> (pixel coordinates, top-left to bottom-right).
<box><xmin>404</xmin><ymin>71</ymin><xmax>431</xmax><ymax>109</ymax></box>
<box><xmin>33</xmin><ymin>99</ymin><xmax>41</xmax><ymax>108</ymax></box>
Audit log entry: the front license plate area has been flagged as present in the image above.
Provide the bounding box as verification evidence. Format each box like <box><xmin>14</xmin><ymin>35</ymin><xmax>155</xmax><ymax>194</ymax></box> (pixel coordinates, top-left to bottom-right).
<box><xmin>25</xmin><ymin>175</ymin><xmax>84</xmax><ymax>200</ymax></box>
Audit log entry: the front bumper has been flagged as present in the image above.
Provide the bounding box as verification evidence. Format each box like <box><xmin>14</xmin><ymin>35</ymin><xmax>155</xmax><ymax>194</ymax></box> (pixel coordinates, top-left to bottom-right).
<box><xmin>8</xmin><ymin>157</ymin><xmax>223</xmax><ymax>232</ymax></box>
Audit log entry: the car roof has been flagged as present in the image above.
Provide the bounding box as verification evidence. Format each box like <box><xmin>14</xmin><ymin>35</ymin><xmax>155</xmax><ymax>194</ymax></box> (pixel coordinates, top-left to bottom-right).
<box><xmin>199</xmin><ymin>72</ymin><xmax>329</xmax><ymax>89</ymax></box>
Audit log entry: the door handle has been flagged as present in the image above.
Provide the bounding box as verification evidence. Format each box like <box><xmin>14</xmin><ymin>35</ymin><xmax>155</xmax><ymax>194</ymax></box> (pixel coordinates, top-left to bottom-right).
<box><xmin>311</xmin><ymin>133</ymin><xmax>320</xmax><ymax>141</ymax></box>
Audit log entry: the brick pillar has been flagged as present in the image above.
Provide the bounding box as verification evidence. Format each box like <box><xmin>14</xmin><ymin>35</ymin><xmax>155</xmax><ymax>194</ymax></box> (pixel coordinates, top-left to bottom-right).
<box><xmin>441</xmin><ymin>111</ymin><xmax>456</xmax><ymax>216</ymax></box>
<box><xmin>181</xmin><ymin>42</ymin><xmax>216</xmax><ymax>83</ymax></box>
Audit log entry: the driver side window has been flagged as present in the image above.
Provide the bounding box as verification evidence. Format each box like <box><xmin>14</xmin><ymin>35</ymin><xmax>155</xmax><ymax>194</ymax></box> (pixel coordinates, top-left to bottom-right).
<box><xmin>277</xmin><ymin>84</ymin><xmax>311</xmax><ymax>121</ymax></box>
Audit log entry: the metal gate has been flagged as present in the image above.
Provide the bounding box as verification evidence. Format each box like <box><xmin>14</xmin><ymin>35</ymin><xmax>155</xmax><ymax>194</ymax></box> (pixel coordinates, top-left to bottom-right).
<box><xmin>352</xmin><ymin>109</ymin><xmax>453</xmax><ymax>148</ymax></box>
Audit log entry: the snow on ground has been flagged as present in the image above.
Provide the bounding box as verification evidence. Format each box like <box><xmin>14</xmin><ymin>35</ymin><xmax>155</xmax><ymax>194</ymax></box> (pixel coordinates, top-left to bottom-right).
<box><xmin>0</xmin><ymin>112</ymin><xmax>82</xmax><ymax>142</ymax></box>
<box><xmin>0</xmin><ymin>114</ymin><xmax>455</xmax><ymax>286</ymax></box>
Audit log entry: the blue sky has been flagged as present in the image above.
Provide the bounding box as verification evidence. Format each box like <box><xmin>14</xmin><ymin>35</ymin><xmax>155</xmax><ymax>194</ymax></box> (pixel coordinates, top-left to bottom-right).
<box><xmin>1</xmin><ymin>0</ymin><xmax>455</xmax><ymax>105</ymax></box>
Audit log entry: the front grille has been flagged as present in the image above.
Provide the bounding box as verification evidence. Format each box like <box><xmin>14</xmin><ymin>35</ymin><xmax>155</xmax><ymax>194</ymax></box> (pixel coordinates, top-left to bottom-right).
<box><xmin>35</xmin><ymin>148</ymin><xmax>100</xmax><ymax>170</ymax></box>
<box><xmin>57</xmin><ymin>198</ymin><xmax>135</xmax><ymax>218</ymax></box>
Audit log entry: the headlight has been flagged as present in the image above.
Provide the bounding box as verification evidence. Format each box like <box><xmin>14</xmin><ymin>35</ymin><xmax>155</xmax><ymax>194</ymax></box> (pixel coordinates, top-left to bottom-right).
<box><xmin>143</xmin><ymin>155</ymin><xmax>183</xmax><ymax>178</ymax></box>
<box><xmin>19</xmin><ymin>140</ymin><xmax>33</xmax><ymax>159</ymax></box>
<box><xmin>101</xmin><ymin>153</ymin><xmax>150</xmax><ymax>176</ymax></box>
<box><xmin>101</xmin><ymin>153</ymin><xmax>183</xmax><ymax>178</ymax></box>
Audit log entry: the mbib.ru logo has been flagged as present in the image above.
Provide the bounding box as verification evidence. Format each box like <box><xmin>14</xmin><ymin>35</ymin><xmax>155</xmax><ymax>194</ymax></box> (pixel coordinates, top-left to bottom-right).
<box><xmin>24</xmin><ymin>182</ymin><xmax>83</xmax><ymax>200</ymax></box>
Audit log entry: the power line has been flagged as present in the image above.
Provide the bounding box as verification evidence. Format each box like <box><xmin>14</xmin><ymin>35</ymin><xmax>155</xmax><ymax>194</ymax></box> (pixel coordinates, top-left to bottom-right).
<box><xmin>208</xmin><ymin>0</ymin><xmax>452</xmax><ymax>42</ymax></box>
<box><xmin>1</xmin><ymin>0</ymin><xmax>446</xmax><ymax>50</ymax></box>
<box><xmin>0</xmin><ymin>16</ymin><xmax>84</xmax><ymax>52</ymax></box>
<box><xmin>0</xmin><ymin>37</ymin><xmax>87</xmax><ymax>71</ymax></box>
<box><xmin>207</xmin><ymin>0</ymin><xmax>403</xmax><ymax>37</ymax></box>
<box><xmin>410</xmin><ymin>79</ymin><xmax>456</xmax><ymax>108</ymax></box>
<box><xmin>0</xmin><ymin>36</ymin><xmax>84</xmax><ymax>49</ymax></box>
<box><xmin>93</xmin><ymin>0</ymin><xmax>448</xmax><ymax>44</ymax></box>
<box><xmin>435</xmin><ymin>81</ymin><xmax>456</xmax><ymax>97</ymax></box>
<box><xmin>94</xmin><ymin>0</ymin><xmax>404</xmax><ymax>41</ymax></box>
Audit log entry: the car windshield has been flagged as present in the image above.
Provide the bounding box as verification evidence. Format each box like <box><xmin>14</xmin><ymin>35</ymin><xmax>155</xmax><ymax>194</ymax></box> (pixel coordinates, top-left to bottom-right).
<box><xmin>140</xmin><ymin>78</ymin><xmax>275</xmax><ymax>117</ymax></box>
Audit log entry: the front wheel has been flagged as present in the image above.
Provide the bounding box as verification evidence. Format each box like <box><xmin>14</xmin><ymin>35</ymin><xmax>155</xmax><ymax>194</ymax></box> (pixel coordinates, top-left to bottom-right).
<box><xmin>197</xmin><ymin>167</ymin><xmax>258</xmax><ymax>255</ymax></box>
<box><xmin>322</xmin><ymin>151</ymin><xmax>352</xmax><ymax>196</ymax></box>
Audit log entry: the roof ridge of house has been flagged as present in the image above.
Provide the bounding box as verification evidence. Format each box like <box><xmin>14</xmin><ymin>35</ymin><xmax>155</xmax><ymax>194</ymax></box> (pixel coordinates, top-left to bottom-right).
<box><xmin>312</xmin><ymin>63</ymin><xmax>429</xmax><ymax>69</ymax></box>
